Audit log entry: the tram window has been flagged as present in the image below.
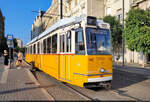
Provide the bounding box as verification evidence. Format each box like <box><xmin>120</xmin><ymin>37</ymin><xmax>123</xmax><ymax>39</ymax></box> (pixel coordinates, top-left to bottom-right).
<box><xmin>41</xmin><ymin>42</ymin><xmax>43</xmax><ymax>54</ymax></box>
<box><xmin>60</xmin><ymin>35</ymin><xmax>65</xmax><ymax>53</ymax></box>
<box><xmin>47</xmin><ymin>37</ymin><xmax>52</xmax><ymax>53</ymax></box>
<box><xmin>52</xmin><ymin>34</ymin><xmax>57</xmax><ymax>53</ymax></box>
<box><xmin>30</xmin><ymin>46</ymin><xmax>32</xmax><ymax>54</ymax></box>
<box><xmin>27</xmin><ymin>47</ymin><xmax>29</xmax><ymax>54</ymax></box>
<box><xmin>67</xmin><ymin>31</ymin><xmax>72</xmax><ymax>52</ymax></box>
<box><xmin>43</xmin><ymin>39</ymin><xmax>47</xmax><ymax>53</ymax></box>
<box><xmin>33</xmin><ymin>44</ymin><xmax>36</xmax><ymax>54</ymax></box>
<box><xmin>75</xmin><ymin>30</ymin><xmax>85</xmax><ymax>55</ymax></box>
<box><xmin>37</xmin><ymin>42</ymin><xmax>40</xmax><ymax>54</ymax></box>
<box><xmin>25</xmin><ymin>48</ymin><xmax>27</xmax><ymax>54</ymax></box>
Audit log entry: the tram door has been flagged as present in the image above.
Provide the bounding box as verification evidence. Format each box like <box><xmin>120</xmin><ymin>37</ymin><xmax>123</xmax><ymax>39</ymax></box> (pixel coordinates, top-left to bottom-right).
<box><xmin>59</xmin><ymin>31</ymin><xmax>72</xmax><ymax>81</ymax></box>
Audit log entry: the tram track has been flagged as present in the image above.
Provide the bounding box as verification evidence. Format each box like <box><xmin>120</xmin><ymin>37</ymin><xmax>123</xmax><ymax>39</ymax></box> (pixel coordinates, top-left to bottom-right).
<box><xmin>30</xmin><ymin>70</ymin><xmax>56</xmax><ymax>101</ymax></box>
<box><xmin>24</xmin><ymin>61</ymin><xmax>100</xmax><ymax>101</ymax></box>
<box><xmin>25</xmin><ymin>61</ymin><xmax>149</xmax><ymax>101</ymax></box>
<box><xmin>31</xmin><ymin>70</ymin><xmax>94</xmax><ymax>101</ymax></box>
<box><xmin>60</xmin><ymin>82</ymin><xmax>99</xmax><ymax>101</ymax></box>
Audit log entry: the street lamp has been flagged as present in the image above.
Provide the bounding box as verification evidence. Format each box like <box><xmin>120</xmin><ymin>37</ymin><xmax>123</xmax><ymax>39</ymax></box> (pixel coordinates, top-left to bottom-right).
<box><xmin>122</xmin><ymin>0</ymin><xmax>125</xmax><ymax>67</ymax></box>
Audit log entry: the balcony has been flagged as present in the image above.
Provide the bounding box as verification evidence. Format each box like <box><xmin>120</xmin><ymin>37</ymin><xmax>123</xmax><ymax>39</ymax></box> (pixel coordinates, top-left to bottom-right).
<box><xmin>133</xmin><ymin>0</ymin><xmax>147</xmax><ymax>4</ymax></box>
<box><xmin>131</xmin><ymin>0</ymin><xmax>146</xmax><ymax>7</ymax></box>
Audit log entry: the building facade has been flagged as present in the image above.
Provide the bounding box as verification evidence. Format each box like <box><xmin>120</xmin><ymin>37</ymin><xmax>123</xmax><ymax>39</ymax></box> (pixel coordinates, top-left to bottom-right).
<box><xmin>105</xmin><ymin>0</ymin><xmax>150</xmax><ymax>65</ymax></box>
<box><xmin>30</xmin><ymin>0</ymin><xmax>150</xmax><ymax>65</ymax></box>
<box><xmin>31</xmin><ymin>0</ymin><xmax>105</xmax><ymax>40</ymax></box>
<box><xmin>0</xmin><ymin>9</ymin><xmax>5</xmax><ymax>38</ymax></box>
<box><xmin>63</xmin><ymin>0</ymin><xmax>105</xmax><ymax>19</ymax></box>
<box><xmin>31</xmin><ymin>0</ymin><xmax>59</xmax><ymax>40</ymax></box>
<box><xmin>16</xmin><ymin>38</ymin><xmax>23</xmax><ymax>48</ymax></box>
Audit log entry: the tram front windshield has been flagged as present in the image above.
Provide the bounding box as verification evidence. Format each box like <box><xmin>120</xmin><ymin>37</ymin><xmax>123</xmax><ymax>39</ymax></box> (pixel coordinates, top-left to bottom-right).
<box><xmin>86</xmin><ymin>27</ymin><xmax>111</xmax><ymax>55</ymax></box>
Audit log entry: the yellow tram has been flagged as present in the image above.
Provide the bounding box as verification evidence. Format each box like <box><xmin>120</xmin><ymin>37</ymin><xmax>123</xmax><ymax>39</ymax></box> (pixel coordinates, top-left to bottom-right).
<box><xmin>25</xmin><ymin>15</ymin><xmax>113</xmax><ymax>88</ymax></box>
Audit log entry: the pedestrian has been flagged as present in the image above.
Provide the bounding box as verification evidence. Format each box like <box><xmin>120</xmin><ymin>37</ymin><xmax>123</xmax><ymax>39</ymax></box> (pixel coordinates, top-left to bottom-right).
<box><xmin>17</xmin><ymin>51</ymin><xmax>23</xmax><ymax>68</ymax></box>
<box><xmin>4</xmin><ymin>50</ymin><xmax>9</xmax><ymax>69</ymax></box>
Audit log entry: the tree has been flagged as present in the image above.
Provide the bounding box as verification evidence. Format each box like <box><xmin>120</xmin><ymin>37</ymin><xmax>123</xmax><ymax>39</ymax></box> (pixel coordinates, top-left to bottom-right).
<box><xmin>123</xmin><ymin>8</ymin><xmax>150</xmax><ymax>54</ymax></box>
<box><xmin>103</xmin><ymin>15</ymin><xmax>122</xmax><ymax>55</ymax></box>
<box><xmin>14</xmin><ymin>46</ymin><xmax>20</xmax><ymax>53</ymax></box>
<box><xmin>13</xmin><ymin>38</ymin><xmax>18</xmax><ymax>48</ymax></box>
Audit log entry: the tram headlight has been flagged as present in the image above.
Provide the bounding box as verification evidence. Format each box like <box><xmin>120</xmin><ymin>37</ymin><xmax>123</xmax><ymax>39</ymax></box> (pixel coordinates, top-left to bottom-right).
<box><xmin>100</xmin><ymin>68</ymin><xmax>105</xmax><ymax>73</ymax></box>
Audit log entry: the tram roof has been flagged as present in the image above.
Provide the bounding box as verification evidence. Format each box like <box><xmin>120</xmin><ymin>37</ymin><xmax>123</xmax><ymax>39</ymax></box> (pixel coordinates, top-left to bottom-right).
<box><xmin>26</xmin><ymin>14</ymin><xmax>109</xmax><ymax>46</ymax></box>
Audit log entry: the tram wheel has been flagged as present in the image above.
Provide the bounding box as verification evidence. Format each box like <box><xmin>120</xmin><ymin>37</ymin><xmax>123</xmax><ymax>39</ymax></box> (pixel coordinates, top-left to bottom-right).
<box><xmin>105</xmin><ymin>82</ymin><xmax>112</xmax><ymax>90</ymax></box>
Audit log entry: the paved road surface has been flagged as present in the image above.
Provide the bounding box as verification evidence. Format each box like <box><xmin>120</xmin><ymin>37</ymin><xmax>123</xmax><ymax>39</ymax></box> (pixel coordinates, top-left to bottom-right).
<box><xmin>32</xmin><ymin>66</ymin><xmax>150</xmax><ymax>101</ymax></box>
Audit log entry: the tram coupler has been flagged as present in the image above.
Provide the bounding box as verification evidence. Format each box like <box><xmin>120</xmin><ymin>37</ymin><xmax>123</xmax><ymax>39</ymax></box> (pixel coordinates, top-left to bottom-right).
<box><xmin>99</xmin><ymin>81</ymin><xmax>112</xmax><ymax>89</ymax></box>
<box><xmin>84</xmin><ymin>81</ymin><xmax>112</xmax><ymax>89</ymax></box>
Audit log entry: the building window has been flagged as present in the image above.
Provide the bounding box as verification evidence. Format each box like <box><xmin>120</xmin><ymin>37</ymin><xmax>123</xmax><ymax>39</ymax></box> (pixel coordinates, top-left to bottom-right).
<box><xmin>114</xmin><ymin>0</ymin><xmax>119</xmax><ymax>3</ymax></box>
<box><xmin>106</xmin><ymin>7</ymin><xmax>111</xmax><ymax>15</ymax></box>
<box><xmin>75</xmin><ymin>0</ymin><xmax>78</xmax><ymax>6</ymax></box>
<box><xmin>68</xmin><ymin>1</ymin><xmax>71</xmax><ymax>10</ymax></box>
<box><xmin>117</xmin><ymin>14</ymin><xmax>122</xmax><ymax>22</ymax></box>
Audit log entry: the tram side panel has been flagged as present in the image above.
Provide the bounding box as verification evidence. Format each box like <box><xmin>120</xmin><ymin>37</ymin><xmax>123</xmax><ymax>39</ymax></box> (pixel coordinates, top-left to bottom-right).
<box><xmin>58</xmin><ymin>55</ymin><xmax>88</xmax><ymax>87</ymax></box>
<box><xmin>34</xmin><ymin>54</ymin><xmax>41</xmax><ymax>70</ymax></box>
<box><xmin>25</xmin><ymin>54</ymin><xmax>33</xmax><ymax>64</ymax></box>
<box><xmin>87</xmin><ymin>55</ymin><xmax>113</xmax><ymax>82</ymax></box>
<box><xmin>41</xmin><ymin>54</ymin><xmax>59</xmax><ymax>80</ymax></box>
<box><xmin>70</xmin><ymin>55</ymin><xmax>88</xmax><ymax>87</ymax></box>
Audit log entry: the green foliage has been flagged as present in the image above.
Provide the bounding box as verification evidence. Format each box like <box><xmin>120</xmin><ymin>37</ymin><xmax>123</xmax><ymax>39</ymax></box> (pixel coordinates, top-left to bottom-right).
<box><xmin>20</xmin><ymin>47</ymin><xmax>25</xmax><ymax>54</ymax></box>
<box><xmin>14</xmin><ymin>46</ymin><xmax>20</xmax><ymax>53</ymax></box>
<box><xmin>103</xmin><ymin>15</ymin><xmax>122</xmax><ymax>54</ymax></box>
<box><xmin>13</xmin><ymin>38</ymin><xmax>18</xmax><ymax>48</ymax></box>
<box><xmin>123</xmin><ymin>8</ymin><xmax>150</xmax><ymax>54</ymax></box>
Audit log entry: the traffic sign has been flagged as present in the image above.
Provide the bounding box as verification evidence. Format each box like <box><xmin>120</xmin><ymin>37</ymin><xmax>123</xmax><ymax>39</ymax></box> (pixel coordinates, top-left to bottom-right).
<box><xmin>7</xmin><ymin>40</ymin><xmax>13</xmax><ymax>48</ymax></box>
<box><xmin>7</xmin><ymin>34</ymin><xmax>13</xmax><ymax>41</ymax></box>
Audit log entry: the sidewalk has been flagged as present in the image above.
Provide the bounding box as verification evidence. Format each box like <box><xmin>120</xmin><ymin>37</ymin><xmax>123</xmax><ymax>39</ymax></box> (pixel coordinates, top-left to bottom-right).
<box><xmin>0</xmin><ymin>60</ymin><xmax>54</xmax><ymax>101</ymax></box>
<box><xmin>113</xmin><ymin>62</ymin><xmax>150</xmax><ymax>77</ymax></box>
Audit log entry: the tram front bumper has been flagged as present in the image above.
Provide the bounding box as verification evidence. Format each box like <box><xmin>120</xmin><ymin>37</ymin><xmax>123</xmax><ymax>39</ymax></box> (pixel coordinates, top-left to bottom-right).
<box><xmin>88</xmin><ymin>76</ymin><xmax>112</xmax><ymax>83</ymax></box>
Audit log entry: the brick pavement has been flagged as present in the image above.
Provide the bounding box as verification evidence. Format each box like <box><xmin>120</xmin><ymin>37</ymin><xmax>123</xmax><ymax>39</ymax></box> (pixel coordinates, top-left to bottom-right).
<box><xmin>0</xmin><ymin>60</ymin><xmax>54</xmax><ymax>101</ymax></box>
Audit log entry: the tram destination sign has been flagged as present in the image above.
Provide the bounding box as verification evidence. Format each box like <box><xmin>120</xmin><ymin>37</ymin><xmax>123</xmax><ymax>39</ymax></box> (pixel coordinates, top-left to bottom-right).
<box><xmin>87</xmin><ymin>16</ymin><xmax>97</xmax><ymax>26</ymax></box>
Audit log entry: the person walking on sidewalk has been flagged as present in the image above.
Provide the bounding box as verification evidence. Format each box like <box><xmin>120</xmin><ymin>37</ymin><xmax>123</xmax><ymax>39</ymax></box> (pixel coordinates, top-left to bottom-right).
<box><xmin>4</xmin><ymin>50</ymin><xmax>9</xmax><ymax>69</ymax></box>
<box><xmin>17</xmin><ymin>51</ymin><xmax>23</xmax><ymax>68</ymax></box>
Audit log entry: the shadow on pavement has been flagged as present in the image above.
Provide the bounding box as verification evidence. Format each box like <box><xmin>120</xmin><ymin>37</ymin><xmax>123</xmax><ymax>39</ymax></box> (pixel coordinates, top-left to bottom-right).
<box><xmin>111</xmin><ymin>69</ymin><xmax>149</xmax><ymax>90</ymax></box>
<box><xmin>0</xmin><ymin>84</ymin><xmax>55</xmax><ymax>95</ymax></box>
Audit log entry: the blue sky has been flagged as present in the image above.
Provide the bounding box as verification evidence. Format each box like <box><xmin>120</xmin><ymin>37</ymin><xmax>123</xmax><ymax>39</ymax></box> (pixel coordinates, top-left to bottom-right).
<box><xmin>0</xmin><ymin>0</ymin><xmax>52</xmax><ymax>45</ymax></box>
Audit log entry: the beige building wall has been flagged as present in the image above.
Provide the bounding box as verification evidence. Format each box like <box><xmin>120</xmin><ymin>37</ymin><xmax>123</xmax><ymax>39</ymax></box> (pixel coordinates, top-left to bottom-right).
<box><xmin>42</xmin><ymin>0</ymin><xmax>59</xmax><ymax>30</ymax></box>
<box><xmin>16</xmin><ymin>38</ymin><xmax>23</xmax><ymax>48</ymax></box>
<box><xmin>31</xmin><ymin>0</ymin><xmax>106</xmax><ymax>40</ymax></box>
<box><xmin>64</xmin><ymin>0</ymin><xmax>105</xmax><ymax>18</ymax></box>
<box><xmin>31</xmin><ymin>0</ymin><xmax>59</xmax><ymax>39</ymax></box>
<box><xmin>105</xmin><ymin>0</ymin><xmax>131</xmax><ymax>22</ymax></box>
<box><xmin>106</xmin><ymin>0</ymin><xmax>150</xmax><ymax>65</ymax></box>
